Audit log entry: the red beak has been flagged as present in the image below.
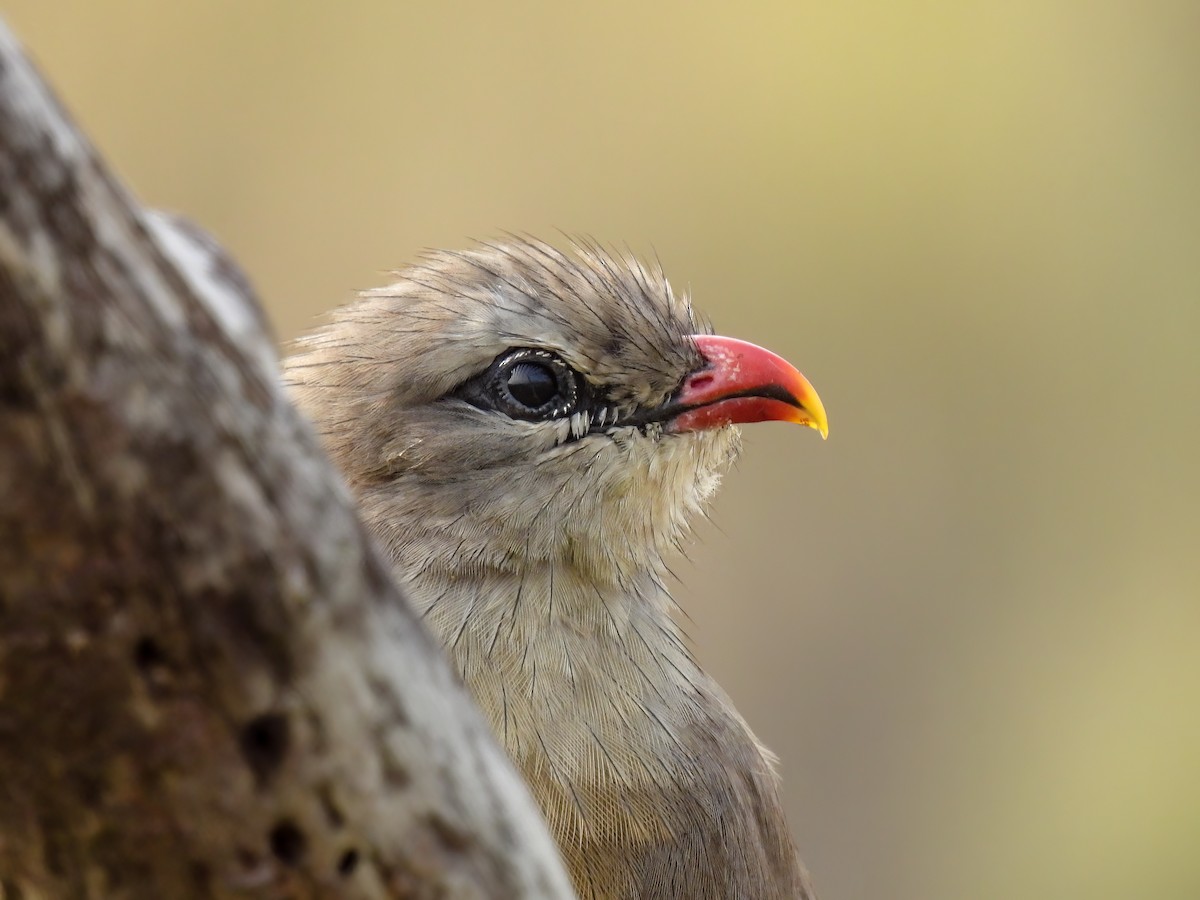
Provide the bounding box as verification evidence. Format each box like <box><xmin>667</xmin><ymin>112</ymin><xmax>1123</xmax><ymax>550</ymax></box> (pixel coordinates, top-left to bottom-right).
<box><xmin>670</xmin><ymin>335</ymin><xmax>829</xmax><ymax>438</ymax></box>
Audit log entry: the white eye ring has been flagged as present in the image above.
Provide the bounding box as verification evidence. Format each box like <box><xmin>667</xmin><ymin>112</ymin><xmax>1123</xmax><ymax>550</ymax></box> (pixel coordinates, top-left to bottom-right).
<box><xmin>489</xmin><ymin>349</ymin><xmax>580</xmax><ymax>421</ymax></box>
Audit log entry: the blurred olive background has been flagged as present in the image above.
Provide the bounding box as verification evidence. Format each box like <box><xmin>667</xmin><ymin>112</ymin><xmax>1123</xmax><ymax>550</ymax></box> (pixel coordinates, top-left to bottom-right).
<box><xmin>7</xmin><ymin>2</ymin><xmax>1198</xmax><ymax>898</ymax></box>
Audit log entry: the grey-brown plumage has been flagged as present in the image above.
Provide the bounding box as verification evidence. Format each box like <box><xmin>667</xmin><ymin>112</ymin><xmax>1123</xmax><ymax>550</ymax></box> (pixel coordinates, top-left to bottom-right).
<box><xmin>285</xmin><ymin>239</ymin><xmax>821</xmax><ymax>899</ymax></box>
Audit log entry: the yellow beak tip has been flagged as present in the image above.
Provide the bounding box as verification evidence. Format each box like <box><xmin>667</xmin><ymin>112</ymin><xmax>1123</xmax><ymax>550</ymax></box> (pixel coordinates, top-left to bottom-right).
<box><xmin>800</xmin><ymin>403</ymin><xmax>829</xmax><ymax>441</ymax></box>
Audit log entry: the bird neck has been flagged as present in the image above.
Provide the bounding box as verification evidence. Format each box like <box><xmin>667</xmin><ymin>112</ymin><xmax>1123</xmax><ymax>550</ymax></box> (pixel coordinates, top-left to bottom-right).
<box><xmin>391</xmin><ymin>534</ymin><xmax>709</xmax><ymax>751</ymax></box>
<box><xmin>356</xmin><ymin>483</ymin><xmax>809</xmax><ymax>897</ymax></box>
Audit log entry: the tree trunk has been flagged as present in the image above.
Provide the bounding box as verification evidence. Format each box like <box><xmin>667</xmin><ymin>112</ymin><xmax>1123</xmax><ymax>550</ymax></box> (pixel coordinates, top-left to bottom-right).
<box><xmin>0</xmin><ymin>19</ymin><xmax>575</xmax><ymax>900</ymax></box>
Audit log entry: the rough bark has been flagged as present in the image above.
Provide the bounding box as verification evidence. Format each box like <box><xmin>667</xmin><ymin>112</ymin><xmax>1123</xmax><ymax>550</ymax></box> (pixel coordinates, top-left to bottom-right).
<box><xmin>0</xmin><ymin>20</ymin><xmax>575</xmax><ymax>900</ymax></box>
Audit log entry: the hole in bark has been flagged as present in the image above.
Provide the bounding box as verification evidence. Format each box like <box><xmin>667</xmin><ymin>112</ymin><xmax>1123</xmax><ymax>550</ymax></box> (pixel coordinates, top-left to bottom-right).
<box><xmin>379</xmin><ymin>745</ymin><xmax>411</xmax><ymax>789</ymax></box>
<box><xmin>190</xmin><ymin>860</ymin><xmax>212</xmax><ymax>894</ymax></box>
<box><xmin>0</xmin><ymin>375</ymin><xmax>38</xmax><ymax>411</ymax></box>
<box><xmin>269</xmin><ymin>821</ymin><xmax>306</xmax><ymax>867</ymax></box>
<box><xmin>72</xmin><ymin>771</ymin><xmax>103</xmax><ymax>806</ymax></box>
<box><xmin>239</xmin><ymin>713</ymin><xmax>289</xmax><ymax>782</ymax></box>
<box><xmin>133</xmin><ymin>636</ymin><xmax>165</xmax><ymax>671</ymax></box>
<box><xmin>337</xmin><ymin>849</ymin><xmax>359</xmax><ymax>876</ymax></box>
<box><xmin>427</xmin><ymin>812</ymin><xmax>471</xmax><ymax>852</ymax></box>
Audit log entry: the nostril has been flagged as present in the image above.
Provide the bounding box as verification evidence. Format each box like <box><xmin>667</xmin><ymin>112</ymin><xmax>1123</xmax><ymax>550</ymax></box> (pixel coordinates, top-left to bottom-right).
<box><xmin>688</xmin><ymin>373</ymin><xmax>714</xmax><ymax>391</ymax></box>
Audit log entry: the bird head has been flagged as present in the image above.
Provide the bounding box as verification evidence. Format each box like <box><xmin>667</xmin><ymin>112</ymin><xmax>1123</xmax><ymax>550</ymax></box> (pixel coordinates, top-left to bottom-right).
<box><xmin>286</xmin><ymin>239</ymin><xmax>826</xmax><ymax>587</ymax></box>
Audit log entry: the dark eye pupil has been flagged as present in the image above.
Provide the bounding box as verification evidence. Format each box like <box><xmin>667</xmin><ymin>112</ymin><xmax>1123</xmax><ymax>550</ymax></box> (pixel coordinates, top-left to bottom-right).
<box><xmin>506</xmin><ymin>362</ymin><xmax>559</xmax><ymax>408</ymax></box>
<box><xmin>455</xmin><ymin>349</ymin><xmax>582</xmax><ymax>421</ymax></box>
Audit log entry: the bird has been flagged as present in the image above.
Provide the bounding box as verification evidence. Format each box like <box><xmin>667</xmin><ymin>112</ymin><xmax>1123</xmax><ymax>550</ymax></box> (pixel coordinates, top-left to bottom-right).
<box><xmin>285</xmin><ymin>238</ymin><xmax>828</xmax><ymax>899</ymax></box>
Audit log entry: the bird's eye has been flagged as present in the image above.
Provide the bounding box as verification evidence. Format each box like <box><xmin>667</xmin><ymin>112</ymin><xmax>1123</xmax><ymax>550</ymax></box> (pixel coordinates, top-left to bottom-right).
<box><xmin>505</xmin><ymin>361</ymin><xmax>560</xmax><ymax>409</ymax></box>
<box><xmin>494</xmin><ymin>350</ymin><xmax>579</xmax><ymax>418</ymax></box>
<box><xmin>455</xmin><ymin>348</ymin><xmax>583</xmax><ymax>421</ymax></box>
